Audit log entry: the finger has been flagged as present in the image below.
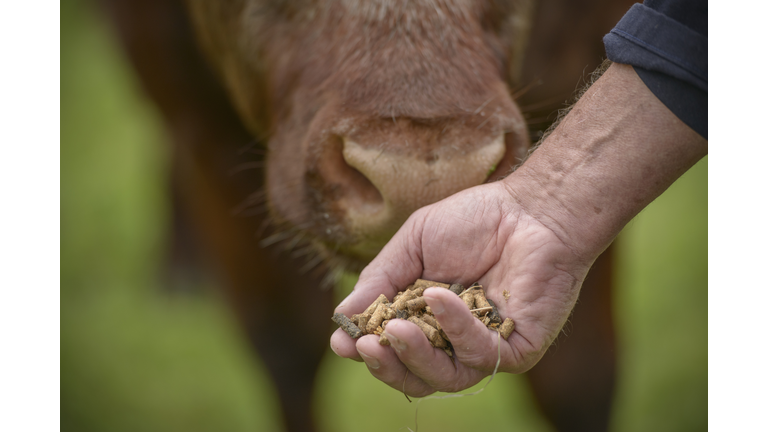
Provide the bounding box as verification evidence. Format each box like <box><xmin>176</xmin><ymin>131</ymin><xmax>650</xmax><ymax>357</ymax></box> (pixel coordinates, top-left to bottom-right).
<box><xmin>335</xmin><ymin>215</ymin><xmax>426</xmax><ymax>317</ymax></box>
<box><xmin>355</xmin><ymin>333</ymin><xmax>436</xmax><ymax>397</ymax></box>
<box><xmin>423</xmin><ymin>288</ymin><xmax>512</xmax><ymax>372</ymax></box>
<box><xmin>382</xmin><ymin>319</ymin><xmax>486</xmax><ymax>393</ymax></box>
<box><xmin>330</xmin><ymin>328</ymin><xmax>363</xmax><ymax>361</ymax></box>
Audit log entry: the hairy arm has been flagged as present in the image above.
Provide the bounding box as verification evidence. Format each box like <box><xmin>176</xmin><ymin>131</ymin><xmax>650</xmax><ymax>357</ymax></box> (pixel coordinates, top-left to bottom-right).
<box><xmin>330</xmin><ymin>62</ymin><xmax>708</xmax><ymax>396</ymax></box>
<box><xmin>506</xmin><ymin>62</ymin><xmax>708</xmax><ymax>262</ymax></box>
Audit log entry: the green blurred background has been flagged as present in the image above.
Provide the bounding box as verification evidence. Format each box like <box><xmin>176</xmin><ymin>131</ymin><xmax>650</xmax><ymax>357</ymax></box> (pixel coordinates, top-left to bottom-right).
<box><xmin>61</xmin><ymin>1</ymin><xmax>707</xmax><ymax>431</ymax></box>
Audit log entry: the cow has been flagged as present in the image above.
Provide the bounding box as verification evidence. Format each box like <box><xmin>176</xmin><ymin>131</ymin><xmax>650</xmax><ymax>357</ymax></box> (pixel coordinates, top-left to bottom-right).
<box><xmin>103</xmin><ymin>0</ymin><xmax>636</xmax><ymax>430</ymax></box>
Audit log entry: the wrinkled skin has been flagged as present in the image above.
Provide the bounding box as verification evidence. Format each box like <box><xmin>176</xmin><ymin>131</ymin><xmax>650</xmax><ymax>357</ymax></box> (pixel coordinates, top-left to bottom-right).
<box><xmin>332</xmin><ymin>182</ymin><xmax>588</xmax><ymax>394</ymax></box>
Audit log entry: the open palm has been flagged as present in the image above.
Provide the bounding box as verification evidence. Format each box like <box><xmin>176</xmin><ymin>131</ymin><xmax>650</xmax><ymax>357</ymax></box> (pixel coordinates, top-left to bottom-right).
<box><xmin>330</xmin><ymin>181</ymin><xmax>596</xmax><ymax>397</ymax></box>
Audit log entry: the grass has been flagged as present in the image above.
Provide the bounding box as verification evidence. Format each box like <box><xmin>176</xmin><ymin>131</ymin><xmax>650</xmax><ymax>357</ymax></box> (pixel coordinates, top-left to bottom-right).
<box><xmin>61</xmin><ymin>2</ymin><xmax>707</xmax><ymax>431</ymax></box>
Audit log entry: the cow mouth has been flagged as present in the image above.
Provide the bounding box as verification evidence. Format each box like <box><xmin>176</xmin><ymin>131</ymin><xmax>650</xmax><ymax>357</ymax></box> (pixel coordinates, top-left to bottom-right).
<box><xmin>304</xmin><ymin>237</ymin><xmax>381</xmax><ymax>277</ymax></box>
<box><xmin>259</xmin><ymin>215</ymin><xmax>386</xmax><ymax>279</ymax></box>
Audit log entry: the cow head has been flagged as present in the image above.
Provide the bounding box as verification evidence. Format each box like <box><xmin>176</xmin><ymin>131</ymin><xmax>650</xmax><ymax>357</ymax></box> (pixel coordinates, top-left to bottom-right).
<box><xmin>187</xmin><ymin>0</ymin><xmax>535</xmax><ymax>270</ymax></box>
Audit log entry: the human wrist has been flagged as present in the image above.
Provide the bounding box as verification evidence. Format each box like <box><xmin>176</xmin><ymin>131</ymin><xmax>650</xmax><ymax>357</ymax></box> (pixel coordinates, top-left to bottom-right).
<box><xmin>501</xmin><ymin>161</ymin><xmax>608</xmax><ymax>264</ymax></box>
<box><xmin>501</xmin><ymin>63</ymin><xmax>707</xmax><ymax>261</ymax></box>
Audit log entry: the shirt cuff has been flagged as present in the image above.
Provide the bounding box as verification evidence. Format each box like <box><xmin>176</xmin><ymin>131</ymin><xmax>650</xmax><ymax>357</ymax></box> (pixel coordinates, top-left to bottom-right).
<box><xmin>603</xmin><ymin>3</ymin><xmax>707</xmax><ymax>92</ymax></box>
<box><xmin>634</xmin><ymin>66</ymin><xmax>707</xmax><ymax>139</ymax></box>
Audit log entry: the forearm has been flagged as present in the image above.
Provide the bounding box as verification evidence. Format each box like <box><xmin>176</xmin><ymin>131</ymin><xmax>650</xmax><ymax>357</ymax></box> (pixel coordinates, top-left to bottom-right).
<box><xmin>504</xmin><ymin>63</ymin><xmax>707</xmax><ymax>261</ymax></box>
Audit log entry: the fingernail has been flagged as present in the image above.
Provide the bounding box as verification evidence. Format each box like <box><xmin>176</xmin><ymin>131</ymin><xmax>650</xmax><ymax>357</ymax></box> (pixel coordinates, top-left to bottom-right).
<box><xmin>384</xmin><ymin>331</ymin><xmax>407</xmax><ymax>352</ymax></box>
<box><xmin>358</xmin><ymin>351</ymin><xmax>380</xmax><ymax>369</ymax></box>
<box><xmin>426</xmin><ymin>292</ymin><xmax>445</xmax><ymax>315</ymax></box>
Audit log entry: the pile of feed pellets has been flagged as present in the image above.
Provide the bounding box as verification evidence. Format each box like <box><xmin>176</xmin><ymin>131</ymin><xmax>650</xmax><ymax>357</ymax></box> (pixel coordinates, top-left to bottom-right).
<box><xmin>332</xmin><ymin>279</ymin><xmax>514</xmax><ymax>358</ymax></box>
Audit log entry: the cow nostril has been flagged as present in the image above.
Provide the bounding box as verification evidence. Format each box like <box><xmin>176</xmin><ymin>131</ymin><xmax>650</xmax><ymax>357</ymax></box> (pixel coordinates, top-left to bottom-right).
<box><xmin>317</xmin><ymin>136</ymin><xmax>384</xmax><ymax>215</ymax></box>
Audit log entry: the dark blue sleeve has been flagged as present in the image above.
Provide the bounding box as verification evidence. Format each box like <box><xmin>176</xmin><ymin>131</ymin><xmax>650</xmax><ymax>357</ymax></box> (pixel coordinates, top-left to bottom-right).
<box><xmin>603</xmin><ymin>0</ymin><xmax>708</xmax><ymax>138</ymax></box>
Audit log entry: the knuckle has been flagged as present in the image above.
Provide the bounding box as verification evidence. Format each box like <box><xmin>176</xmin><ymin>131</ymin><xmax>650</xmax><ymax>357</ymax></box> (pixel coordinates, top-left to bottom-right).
<box><xmin>444</xmin><ymin>324</ymin><xmax>475</xmax><ymax>347</ymax></box>
<box><xmin>461</xmin><ymin>352</ymin><xmax>497</xmax><ymax>371</ymax></box>
<box><xmin>367</xmin><ymin>364</ymin><xmax>399</xmax><ymax>384</ymax></box>
<box><xmin>407</xmin><ymin>387</ymin><xmax>436</xmax><ymax>398</ymax></box>
<box><xmin>431</xmin><ymin>371</ymin><xmax>479</xmax><ymax>393</ymax></box>
<box><xmin>452</xmin><ymin>341</ymin><xmax>497</xmax><ymax>371</ymax></box>
<box><xmin>434</xmin><ymin>380</ymin><xmax>465</xmax><ymax>393</ymax></box>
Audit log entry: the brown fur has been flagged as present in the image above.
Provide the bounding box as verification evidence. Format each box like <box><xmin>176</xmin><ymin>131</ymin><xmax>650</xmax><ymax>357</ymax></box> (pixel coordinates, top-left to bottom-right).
<box><xmin>103</xmin><ymin>0</ymin><xmax>634</xmax><ymax>431</ymax></box>
<box><xmin>184</xmin><ymin>0</ymin><xmax>536</xmax><ymax>271</ymax></box>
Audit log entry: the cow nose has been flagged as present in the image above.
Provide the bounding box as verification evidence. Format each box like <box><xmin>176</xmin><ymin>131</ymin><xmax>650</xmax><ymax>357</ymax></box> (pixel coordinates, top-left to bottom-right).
<box><xmin>335</xmin><ymin>133</ymin><xmax>506</xmax><ymax>241</ymax></box>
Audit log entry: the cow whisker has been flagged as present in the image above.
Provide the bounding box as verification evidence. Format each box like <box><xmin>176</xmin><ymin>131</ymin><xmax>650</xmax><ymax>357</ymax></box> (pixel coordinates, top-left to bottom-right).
<box><xmin>236</xmin><ymin>139</ymin><xmax>266</xmax><ymax>155</ymax></box>
<box><xmin>475</xmin><ymin>109</ymin><xmax>498</xmax><ymax>130</ymax></box>
<box><xmin>473</xmin><ymin>95</ymin><xmax>496</xmax><ymax>115</ymax></box>
<box><xmin>518</xmin><ymin>92</ymin><xmax>571</xmax><ymax>114</ymax></box>
<box><xmin>524</xmin><ymin>114</ymin><xmax>558</xmax><ymax>126</ymax></box>
<box><xmin>291</xmin><ymin>244</ymin><xmax>316</xmax><ymax>259</ymax></box>
<box><xmin>232</xmin><ymin>190</ymin><xmax>269</xmax><ymax>216</ymax></box>
<box><xmin>299</xmin><ymin>254</ymin><xmax>325</xmax><ymax>274</ymax></box>
<box><xmin>321</xmin><ymin>263</ymin><xmax>349</xmax><ymax>290</ymax></box>
<box><xmin>283</xmin><ymin>233</ymin><xmax>307</xmax><ymax>252</ymax></box>
<box><xmin>229</xmin><ymin>161</ymin><xmax>265</xmax><ymax>176</ymax></box>
<box><xmin>509</xmin><ymin>78</ymin><xmax>543</xmax><ymax>100</ymax></box>
<box><xmin>238</xmin><ymin>205</ymin><xmax>271</xmax><ymax>218</ymax></box>
<box><xmin>255</xmin><ymin>218</ymin><xmax>274</xmax><ymax>240</ymax></box>
<box><xmin>260</xmin><ymin>230</ymin><xmax>295</xmax><ymax>248</ymax></box>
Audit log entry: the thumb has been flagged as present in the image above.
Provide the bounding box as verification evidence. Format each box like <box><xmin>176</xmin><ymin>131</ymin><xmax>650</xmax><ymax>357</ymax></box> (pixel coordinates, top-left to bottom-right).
<box><xmin>335</xmin><ymin>215</ymin><xmax>426</xmax><ymax>316</ymax></box>
<box><xmin>423</xmin><ymin>288</ymin><xmax>502</xmax><ymax>371</ymax></box>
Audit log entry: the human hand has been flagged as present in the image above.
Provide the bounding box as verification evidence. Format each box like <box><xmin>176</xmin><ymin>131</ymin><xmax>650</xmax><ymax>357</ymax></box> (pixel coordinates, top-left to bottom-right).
<box><xmin>330</xmin><ymin>63</ymin><xmax>707</xmax><ymax>397</ymax></box>
<box><xmin>329</xmin><ymin>180</ymin><xmax>596</xmax><ymax>397</ymax></box>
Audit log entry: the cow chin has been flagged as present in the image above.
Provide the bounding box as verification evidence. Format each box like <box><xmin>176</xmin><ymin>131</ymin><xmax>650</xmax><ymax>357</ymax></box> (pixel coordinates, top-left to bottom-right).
<box><xmin>311</xmin><ymin>235</ymin><xmax>388</xmax><ymax>275</ymax></box>
<box><xmin>263</xmin><ymin>182</ymin><xmax>391</xmax><ymax>276</ymax></box>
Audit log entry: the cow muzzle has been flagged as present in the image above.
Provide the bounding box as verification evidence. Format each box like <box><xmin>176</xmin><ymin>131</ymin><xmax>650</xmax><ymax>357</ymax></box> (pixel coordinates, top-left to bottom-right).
<box><xmin>311</xmin><ymin>122</ymin><xmax>510</xmax><ymax>260</ymax></box>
